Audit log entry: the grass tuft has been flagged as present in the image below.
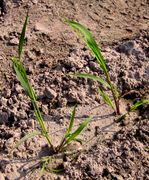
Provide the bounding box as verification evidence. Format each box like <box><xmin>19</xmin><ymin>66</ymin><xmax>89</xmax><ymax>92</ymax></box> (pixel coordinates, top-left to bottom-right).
<box><xmin>65</xmin><ymin>18</ymin><xmax>120</xmax><ymax>115</ymax></box>
<box><xmin>11</xmin><ymin>15</ymin><xmax>91</xmax><ymax>174</ymax></box>
<box><xmin>65</xmin><ymin>18</ymin><xmax>149</xmax><ymax>116</ymax></box>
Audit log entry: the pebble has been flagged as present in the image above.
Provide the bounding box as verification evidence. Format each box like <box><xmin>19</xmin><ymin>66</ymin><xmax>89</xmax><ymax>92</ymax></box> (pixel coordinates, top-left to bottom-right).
<box><xmin>31</xmin><ymin>0</ymin><xmax>38</xmax><ymax>4</ymax></box>
<box><xmin>116</xmin><ymin>41</ymin><xmax>134</xmax><ymax>55</ymax></box>
<box><xmin>27</xmin><ymin>50</ymin><xmax>36</xmax><ymax>60</ymax></box>
<box><xmin>9</xmin><ymin>37</ymin><xmax>19</xmax><ymax>45</ymax></box>
<box><xmin>44</xmin><ymin>87</ymin><xmax>57</xmax><ymax>99</ymax></box>
<box><xmin>58</xmin><ymin>97</ymin><xmax>67</xmax><ymax>107</ymax></box>
<box><xmin>3</xmin><ymin>89</ymin><xmax>11</xmax><ymax>98</ymax></box>
<box><xmin>1</xmin><ymin>97</ymin><xmax>7</xmax><ymax>106</ymax></box>
<box><xmin>89</xmin><ymin>61</ymin><xmax>99</xmax><ymax>71</ymax></box>
<box><xmin>41</xmin><ymin>104</ymin><xmax>49</xmax><ymax>114</ymax></box>
<box><xmin>18</xmin><ymin>110</ymin><xmax>27</xmax><ymax>119</ymax></box>
<box><xmin>67</xmin><ymin>90</ymin><xmax>81</xmax><ymax>103</ymax></box>
<box><xmin>34</xmin><ymin>23</ymin><xmax>49</xmax><ymax>34</ymax></box>
<box><xmin>27</xmin><ymin>119</ymin><xmax>35</xmax><ymax>129</ymax></box>
<box><xmin>15</xmin><ymin>84</ymin><xmax>22</xmax><ymax>93</ymax></box>
<box><xmin>0</xmin><ymin>112</ymin><xmax>9</xmax><ymax>124</ymax></box>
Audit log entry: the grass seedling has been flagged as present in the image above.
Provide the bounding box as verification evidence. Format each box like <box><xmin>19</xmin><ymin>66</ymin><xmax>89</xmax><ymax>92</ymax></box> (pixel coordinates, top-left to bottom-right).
<box><xmin>11</xmin><ymin>14</ymin><xmax>91</xmax><ymax>170</ymax></box>
<box><xmin>116</xmin><ymin>99</ymin><xmax>149</xmax><ymax>122</ymax></box>
<box><xmin>65</xmin><ymin>19</ymin><xmax>149</xmax><ymax>115</ymax></box>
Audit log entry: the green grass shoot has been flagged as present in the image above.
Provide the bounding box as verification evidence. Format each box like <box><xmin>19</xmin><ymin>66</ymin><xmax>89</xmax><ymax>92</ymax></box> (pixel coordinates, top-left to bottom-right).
<box><xmin>130</xmin><ymin>99</ymin><xmax>149</xmax><ymax>112</ymax></box>
<box><xmin>11</xmin><ymin>15</ymin><xmax>91</xmax><ymax>166</ymax></box>
<box><xmin>65</xmin><ymin>19</ymin><xmax>120</xmax><ymax>115</ymax></box>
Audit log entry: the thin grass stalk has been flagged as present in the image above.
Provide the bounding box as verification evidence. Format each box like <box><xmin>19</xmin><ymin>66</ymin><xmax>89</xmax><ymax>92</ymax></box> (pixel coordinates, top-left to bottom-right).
<box><xmin>105</xmin><ymin>74</ymin><xmax>120</xmax><ymax>115</ymax></box>
<box><xmin>31</xmin><ymin>100</ymin><xmax>54</xmax><ymax>150</ymax></box>
<box><xmin>65</xmin><ymin>19</ymin><xmax>120</xmax><ymax>115</ymax></box>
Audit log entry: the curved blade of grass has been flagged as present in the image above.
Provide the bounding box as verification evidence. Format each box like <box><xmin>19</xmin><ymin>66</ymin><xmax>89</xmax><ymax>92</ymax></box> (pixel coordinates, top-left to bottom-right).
<box><xmin>66</xmin><ymin>116</ymin><xmax>92</xmax><ymax>144</ymax></box>
<box><xmin>12</xmin><ymin>57</ymin><xmax>52</xmax><ymax>147</ymax></box>
<box><xmin>98</xmin><ymin>88</ymin><xmax>114</xmax><ymax>110</ymax></box>
<box><xmin>38</xmin><ymin>156</ymin><xmax>52</xmax><ymax>180</ymax></box>
<box><xmin>73</xmin><ymin>138</ymin><xmax>83</xmax><ymax>144</ymax></box>
<box><xmin>18</xmin><ymin>14</ymin><xmax>29</xmax><ymax>59</ymax></box>
<box><xmin>130</xmin><ymin>99</ymin><xmax>149</xmax><ymax>112</ymax></box>
<box><xmin>52</xmin><ymin>168</ymin><xmax>64</xmax><ymax>173</ymax></box>
<box><xmin>12</xmin><ymin>57</ymin><xmax>36</xmax><ymax>100</ymax></box>
<box><xmin>73</xmin><ymin>73</ymin><xmax>110</xmax><ymax>88</ymax></box>
<box><xmin>12</xmin><ymin>131</ymin><xmax>41</xmax><ymax>151</ymax></box>
<box><xmin>65</xmin><ymin>19</ymin><xmax>108</xmax><ymax>73</ymax></box>
<box><xmin>65</xmin><ymin>105</ymin><xmax>77</xmax><ymax>138</ymax></box>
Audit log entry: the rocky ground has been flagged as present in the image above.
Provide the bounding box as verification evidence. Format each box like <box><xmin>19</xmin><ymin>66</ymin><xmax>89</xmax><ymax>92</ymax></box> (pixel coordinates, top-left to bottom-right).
<box><xmin>0</xmin><ymin>0</ymin><xmax>149</xmax><ymax>180</ymax></box>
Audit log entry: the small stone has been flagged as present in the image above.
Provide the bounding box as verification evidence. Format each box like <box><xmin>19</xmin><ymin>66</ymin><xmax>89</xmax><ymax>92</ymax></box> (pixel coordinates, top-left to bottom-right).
<box><xmin>7</xmin><ymin>98</ymin><xmax>13</xmax><ymax>105</ymax></box>
<box><xmin>27</xmin><ymin>65</ymin><xmax>34</xmax><ymax>74</ymax></box>
<box><xmin>31</xmin><ymin>0</ymin><xmax>38</xmax><ymax>4</ymax></box>
<box><xmin>18</xmin><ymin>110</ymin><xmax>27</xmax><ymax>119</ymax></box>
<box><xmin>89</xmin><ymin>61</ymin><xmax>99</xmax><ymax>71</ymax></box>
<box><xmin>34</xmin><ymin>23</ymin><xmax>49</xmax><ymax>34</ymax></box>
<box><xmin>0</xmin><ymin>112</ymin><xmax>9</xmax><ymax>124</ymax></box>
<box><xmin>20</xmin><ymin>120</ymin><xmax>28</xmax><ymax>129</ymax></box>
<box><xmin>17</xmin><ymin>94</ymin><xmax>23</xmax><ymax>100</ymax></box>
<box><xmin>5</xmin><ymin>137</ymin><xmax>14</xmax><ymax>149</ymax></box>
<box><xmin>44</xmin><ymin>87</ymin><xmax>57</xmax><ymax>99</ymax></box>
<box><xmin>67</xmin><ymin>90</ymin><xmax>81</xmax><ymax>103</ymax></box>
<box><xmin>27</xmin><ymin>50</ymin><xmax>36</xmax><ymax>60</ymax></box>
<box><xmin>27</xmin><ymin>119</ymin><xmax>35</xmax><ymax>129</ymax></box>
<box><xmin>41</xmin><ymin>104</ymin><xmax>49</xmax><ymax>114</ymax></box>
<box><xmin>58</xmin><ymin>97</ymin><xmax>67</xmax><ymax>107</ymax></box>
<box><xmin>116</xmin><ymin>41</ymin><xmax>134</xmax><ymax>55</ymax></box>
<box><xmin>9</xmin><ymin>37</ymin><xmax>19</xmax><ymax>45</ymax></box>
<box><xmin>12</xmin><ymin>95</ymin><xmax>18</xmax><ymax>103</ymax></box>
<box><xmin>15</xmin><ymin>84</ymin><xmax>22</xmax><ymax>93</ymax></box>
<box><xmin>143</xmin><ymin>15</ymin><xmax>149</xmax><ymax>19</ymax></box>
<box><xmin>1</xmin><ymin>97</ymin><xmax>7</xmax><ymax>106</ymax></box>
<box><xmin>4</xmin><ymin>89</ymin><xmax>11</xmax><ymax>98</ymax></box>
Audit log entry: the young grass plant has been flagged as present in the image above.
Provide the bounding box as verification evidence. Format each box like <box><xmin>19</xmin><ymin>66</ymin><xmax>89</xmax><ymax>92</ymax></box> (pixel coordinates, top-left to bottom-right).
<box><xmin>65</xmin><ymin>19</ymin><xmax>149</xmax><ymax>116</ymax></box>
<box><xmin>11</xmin><ymin>15</ymin><xmax>91</xmax><ymax>163</ymax></box>
<box><xmin>116</xmin><ymin>99</ymin><xmax>149</xmax><ymax>122</ymax></box>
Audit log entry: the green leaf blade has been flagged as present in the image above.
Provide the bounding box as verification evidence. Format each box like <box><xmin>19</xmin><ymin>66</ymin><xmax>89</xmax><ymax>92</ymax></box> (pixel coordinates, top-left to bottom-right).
<box><xmin>12</xmin><ymin>57</ymin><xmax>36</xmax><ymax>100</ymax></box>
<box><xmin>130</xmin><ymin>99</ymin><xmax>149</xmax><ymax>112</ymax></box>
<box><xmin>65</xmin><ymin>105</ymin><xmax>77</xmax><ymax>137</ymax></box>
<box><xmin>98</xmin><ymin>88</ymin><xmax>114</xmax><ymax>110</ymax></box>
<box><xmin>12</xmin><ymin>131</ymin><xmax>41</xmax><ymax>151</ymax></box>
<box><xmin>73</xmin><ymin>73</ymin><xmax>110</xmax><ymax>88</ymax></box>
<box><xmin>18</xmin><ymin>14</ymin><xmax>29</xmax><ymax>59</ymax></box>
<box><xmin>66</xmin><ymin>116</ymin><xmax>92</xmax><ymax>144</ymax></box>
<box><xmin>65</xmin><ymin>19</ymin><xmax>108</xmax><ymax>73</ymax></box>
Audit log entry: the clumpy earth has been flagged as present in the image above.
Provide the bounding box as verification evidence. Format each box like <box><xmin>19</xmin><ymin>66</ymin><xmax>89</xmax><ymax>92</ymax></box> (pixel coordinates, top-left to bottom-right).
<box><xmin>0</xmin><ymin>0</ymin><xmax>149</xmax><ymax>179</ymax></box>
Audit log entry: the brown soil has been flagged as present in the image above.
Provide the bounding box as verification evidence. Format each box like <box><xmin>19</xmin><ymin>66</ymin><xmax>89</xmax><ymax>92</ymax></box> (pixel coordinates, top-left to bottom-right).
<box><xmin>0</xmin><ymin>0</ymin><xmax>149</xmax><ymax>180</ymax></box>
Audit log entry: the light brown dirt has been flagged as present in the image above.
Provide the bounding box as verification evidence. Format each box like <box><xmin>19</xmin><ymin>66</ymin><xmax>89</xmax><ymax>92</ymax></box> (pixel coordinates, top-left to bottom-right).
<box><xmin>0</xmin><ymin>0</ymin><xmax>149</xmax><ymax>180</ymax></box>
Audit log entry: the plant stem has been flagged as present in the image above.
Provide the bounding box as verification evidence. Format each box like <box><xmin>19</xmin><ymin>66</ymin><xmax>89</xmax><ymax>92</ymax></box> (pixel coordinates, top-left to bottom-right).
<box><xmin>55</xmin><ymin>137</ymin><xmax>66</xmax><ymax>153</ymax></box>
<box><xmin>31</xmin><ymin>100</ymin><xmax>55</xmax><ymax>152</ymax></box>
<box><xmin>106</xmin><ymin>73</ymin><xmax>120</xmax><ymax>115</ymax></box>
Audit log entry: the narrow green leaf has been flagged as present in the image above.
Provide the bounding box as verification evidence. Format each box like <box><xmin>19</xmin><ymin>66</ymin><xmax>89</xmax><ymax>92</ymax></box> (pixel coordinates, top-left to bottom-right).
<box><xmin>66</xmin><ymin>116</ymin><xmax>92</xmax><ymax>144</ymax></box>
<box><xmin>130</xmin><ymin>99</ymin><xmax>149</xmax><ymax>112</ymax></box>
<box><xmin>12</xmin><ymin>58</ymin><xmax>52</xmax><ymax>146</ymax></box>
<box><xmin>65</xmin><ymin>105</ymin><xmax>77</xmax><ymax>137</ymax></box>
<box><xmin>65</xmin><ymin>19</ymin><xmax>108</xmax><ymax>73</ymax></box>
<box><xmin>18</xmin><ymin>14</ymin><xmax>29</xmax><ymax>59</ymax></box>
<box><xmin>12</xmin><ymin>57</ymin><xmax>36</xmax><ymax>100</ymax></box>
<box><xmin>73</xmin><ymin>73</ymin><xmax>110</xmax><ymax>88</ymax></box>
<box><xmin>52</xmin><ymin>168</ymin><xmax>64</xmax><ymax>173</ymax></box>
<box><xmin>98</xmin><ymin>88</ymin><xmax>114</xmax><ymax>109</ymax></box>
<box><xmin>73</xmin><ymin>138</ymin><xmax>83</xmax><ymax>144</ymax></box>
<box><xmin>12</xmin><ymin>131</ymin><xmax>41</xmax><ymax>151</ymax></box>
<box><xmin>39</xmin><ymin>156</ymin><xmax>52</xmax><ymax>179</ymax></box>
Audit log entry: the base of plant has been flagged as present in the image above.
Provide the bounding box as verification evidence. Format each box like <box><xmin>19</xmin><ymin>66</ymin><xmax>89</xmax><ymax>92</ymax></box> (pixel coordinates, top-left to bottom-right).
<box><xmin>39</xmin><ymin>149</ymin><xmax>82</xmax><ymax>177</ymax></box>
